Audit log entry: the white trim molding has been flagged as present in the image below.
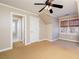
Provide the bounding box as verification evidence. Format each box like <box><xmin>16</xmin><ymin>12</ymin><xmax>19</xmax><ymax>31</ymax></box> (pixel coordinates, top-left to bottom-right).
<box><xmin>59</xmin><ymin>38</ymin><xmax>79</xmax><ymax>43</ymax></box>
<box><xmin>26</xmin><ymin>39</ymin><xmax>44</xmax><ymax>45</ymax></box>
<box><xmin>0</xmin><ymin>12</ymin><xmax>27</xmax><ymax>52</ymax></box>
<box><xmin>48</xmin><ymin>39</ymin><xmax>58</xmax><ymax>42</ymax></box>
<box><xmin>0</xmin><ymin>47</ymin><xmax>12</xmax><ymax>52</ymax></box>
<box><xmin>10</xmin><ymin>12</ymin><xmax>27</xmax><ymax>48</ymax></box>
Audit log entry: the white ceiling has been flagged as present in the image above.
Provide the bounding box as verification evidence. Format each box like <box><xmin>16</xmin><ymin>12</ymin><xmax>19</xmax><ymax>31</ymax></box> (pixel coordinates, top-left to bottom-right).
<box><xmin>0</xmin><ymin>0</ymin><xmax>78</xmax><ymax>17</ymax></box>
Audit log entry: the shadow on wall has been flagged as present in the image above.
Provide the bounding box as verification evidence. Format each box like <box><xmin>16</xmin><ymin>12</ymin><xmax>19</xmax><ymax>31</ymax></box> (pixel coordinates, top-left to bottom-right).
<box><xmin>52</xmin><ymin>18</ymin><xmax>59</xmax><ymax>40</ymax></box>
<box><xmin>52</xmin><ymin>27</ymin><xmax>59</xmax><ymax>40</ymax></box>
<box><xmin>76</xmin><ymin>32</ymin><xmax>79</xmax><ymax>45</ymax></box>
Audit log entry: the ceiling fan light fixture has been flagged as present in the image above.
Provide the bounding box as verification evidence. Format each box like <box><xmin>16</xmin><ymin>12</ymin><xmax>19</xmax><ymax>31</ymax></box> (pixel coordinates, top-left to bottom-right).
<box><xmin>49</xmin><ymin>9</ymin><xmax>53</xmax><ymax>13</ymax></box>
<box><xmin>45</xmin><ymin>5</ymin><xmax>49</xmax><ymax>9</ymax></box>
<box><xmin>48</xmin><ymin>6</ymin><xmax>52</xmax><ymax>10</ymax></box>
<box><xmin>45</xmin><ymin>6</ymin><xmax>52</xmax><ymax>10</ymax></box>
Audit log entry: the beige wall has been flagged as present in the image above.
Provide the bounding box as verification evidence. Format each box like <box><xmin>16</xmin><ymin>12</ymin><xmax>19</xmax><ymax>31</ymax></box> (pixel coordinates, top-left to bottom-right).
<box><xmin>39</xmin><ymin>19</ymin><xmax>47</xmax><ymax>40</ymax></box>
<box><xmin>0</xmin><ymin>5</ymin><xmax>11</xmax><ymax>50</ymax></box>
<box><xmin>45</xmin><ymin>18</ymin><xmax>59</xmax><ymax>40</ymax></box>
<box><xmin>0</xmin><ymin>3</ymin><xmax>59</xmax><ymax>51</ymax></box>
<box><xmin>0</xmin><ymin>4</ymin><xmax>39</xmax><ymax>51</ymax></box>
<box><xmin>39</xmin><ymin>14</ymin><xmax>59</xmax><ymax>41</ymax></box>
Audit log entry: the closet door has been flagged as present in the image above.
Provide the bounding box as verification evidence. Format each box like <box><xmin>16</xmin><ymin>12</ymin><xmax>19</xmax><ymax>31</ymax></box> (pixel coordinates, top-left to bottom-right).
<box><xmin>29</xmin><ymin>16</ymin><xmax>39</xmax><ymax>43</ymax></box>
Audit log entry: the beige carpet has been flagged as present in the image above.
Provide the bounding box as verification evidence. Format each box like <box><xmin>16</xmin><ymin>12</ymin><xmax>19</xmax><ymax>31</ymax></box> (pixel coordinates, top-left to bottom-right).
<box><xmin>13</xmin><ymin>41</ymin><xmax>25</xmax><ymax>48</ymax></box>
<box><xmin>0</xmin><ymin>40</ymin><xmax>79</xmax><ymax>59</ymax></box>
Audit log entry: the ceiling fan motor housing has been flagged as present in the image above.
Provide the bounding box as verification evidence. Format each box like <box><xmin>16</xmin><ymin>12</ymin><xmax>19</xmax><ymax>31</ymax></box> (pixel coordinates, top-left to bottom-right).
<box><xmin>45</xmin><ymin>0</ymin><xmax>51</xmax><ymax>6</ymax></box>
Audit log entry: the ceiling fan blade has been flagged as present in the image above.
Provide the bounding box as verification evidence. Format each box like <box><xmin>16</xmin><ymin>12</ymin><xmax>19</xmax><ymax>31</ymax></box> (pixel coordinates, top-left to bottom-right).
<box><xmin>34</xmin><ymin>3</ymin><xmax>45</xmax><ymax>5</ymax></box>
<box><xmin>49</xmin><ymin>9</ymin><xmax>53</xmax><ymax>13</ymax></box>
<box><xmin>48</xmin><ymin>0</ymin><xmax>54</xmax><ymax>3</ymax></box>
<box><xmin>39</xmin><ymin>6</ymin><xmax>46</xmax><ymax>12</ymax></box>
<box><xmin>45</xmin><ymin>0</ymin><xmax>54</xmax><ymax>5</ymax></box>
<box><xmin>52</xmin><ymin>4</ymin><xmax>63</xmax><ymax>8</ymax></box>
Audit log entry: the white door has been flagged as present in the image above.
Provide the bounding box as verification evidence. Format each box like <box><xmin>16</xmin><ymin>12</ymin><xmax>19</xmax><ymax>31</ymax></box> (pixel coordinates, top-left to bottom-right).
<box><xmin>17</xmin><ymin>18</ymin><xmax>22</xmax><ymax>41</ymax></box>
<box><xmin>29</xmin><ymin>16</ymin><xmax>39</xmax><ymax>43</ymax></box>
<box><xmin>17</xmin><ymin>17</ymin><xmax>25</xmax><ymax>44</ymax></box>
<box><xmin>13</xmin><ymin>17</ymin><xmax>22</xmax><ymax>42</ymax></box>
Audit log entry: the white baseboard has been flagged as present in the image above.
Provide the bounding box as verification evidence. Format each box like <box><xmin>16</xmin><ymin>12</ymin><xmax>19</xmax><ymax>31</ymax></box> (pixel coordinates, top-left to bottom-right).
<box><xmin>48</xmin><ymin>39</ymin><xmax>57</xmax><ymax>42</ymax></box>
<box><xmin>25</xmin><ymin>39</ymin><xmax>45</xmax><ymax>45</ymax></box>
<box><xmin>0</xmin><ymin>47</ymin><xmax>12</xmax><ymax>52</ymax></box>
<box><xmin>13</xmin><ymin>39</ymin><xmax>22</xmax><ymax>43</ymax></box>
<box><xmin>59</xmin><ymin>38</ymin><xmax>79</xmax><ymax>42</ymax></box>
<box><xmin>25</xmin><ymin>39</ymin><xmax>57</xmax><ymax>46</ymax></box>
<box><xmin>48</xmin><ymin>40</ymin><xmax>55</xmax><ymax>42</ymax></box>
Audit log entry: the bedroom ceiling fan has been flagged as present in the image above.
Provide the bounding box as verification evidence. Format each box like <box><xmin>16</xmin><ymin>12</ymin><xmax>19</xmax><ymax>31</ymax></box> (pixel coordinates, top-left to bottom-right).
<box><xmin>34</xmin><ymin>0</ymin><xmax>63</xmax><ymax>14</ymax></box>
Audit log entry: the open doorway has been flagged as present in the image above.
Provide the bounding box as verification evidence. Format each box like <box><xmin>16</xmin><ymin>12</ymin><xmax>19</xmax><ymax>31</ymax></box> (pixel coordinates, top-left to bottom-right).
<box><xmin>11</xmin><ymin>12</ymin><xmax>26</xmax><ymax>48</ymax></box>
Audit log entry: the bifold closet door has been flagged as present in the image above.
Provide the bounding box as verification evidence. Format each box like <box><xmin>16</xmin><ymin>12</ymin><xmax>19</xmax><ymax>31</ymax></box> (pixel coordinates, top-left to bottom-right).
<box><xmin>29</xmin><ymin>16</ymin><xmax>39</xmax><ymax>43</ymax></box>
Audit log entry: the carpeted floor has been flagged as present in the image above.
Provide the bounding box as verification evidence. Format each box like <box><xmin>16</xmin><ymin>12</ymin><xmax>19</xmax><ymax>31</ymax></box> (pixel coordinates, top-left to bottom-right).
<box><xmin>0</xmin><ymin>40</ymin><xmax>79</xmax><ymax>59</ymax></box>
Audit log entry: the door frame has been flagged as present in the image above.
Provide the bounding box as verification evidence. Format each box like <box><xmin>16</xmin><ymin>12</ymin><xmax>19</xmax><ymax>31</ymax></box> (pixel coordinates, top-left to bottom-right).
<box><xmin>10</xmin><ymin>12</ymin><xmax>27</xmax><ymax>48</ymax></box>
